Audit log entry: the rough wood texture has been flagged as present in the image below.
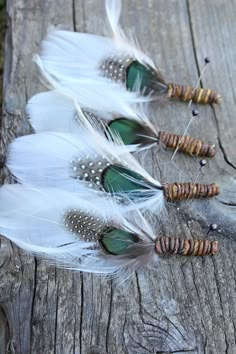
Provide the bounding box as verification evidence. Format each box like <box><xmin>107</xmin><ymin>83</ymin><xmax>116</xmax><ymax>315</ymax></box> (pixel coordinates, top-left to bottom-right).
<box><xmin>1</xmin><ymin>0</ymin><xmax>236</xmax><ymax>353</ymax></box>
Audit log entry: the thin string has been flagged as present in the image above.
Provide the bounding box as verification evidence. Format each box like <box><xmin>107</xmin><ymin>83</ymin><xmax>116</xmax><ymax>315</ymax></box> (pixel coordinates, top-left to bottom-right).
<box><xmin>171</xmin><ymin>59</ymin><xmax>209</xmax><ymax>160</ymax></box>
<box><xmin>187</xmin><ymin>160</ymin><xmax>206</xmax><ymax>201</ymax></box>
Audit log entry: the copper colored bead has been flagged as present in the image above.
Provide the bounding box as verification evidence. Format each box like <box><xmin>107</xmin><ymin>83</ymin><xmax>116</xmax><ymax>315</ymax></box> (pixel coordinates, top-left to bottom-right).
<box><xmin>202</xmin><ymin>240</ymin><xmax>210</xmax><ymax>255</ymax></box>
<box><xmin>160</xmin><ymin>236</ymin><xmax>167</xmax><ymax>253</ymax></box>
<box><xmin>183</xmin><ymin>239</ymin><xmax>191</xmax><ymax>255</ymax></box>
<box><xmin>197</xmin><ymin>240</ymin><xmax>205</xmax><ymax>256</ymax></box>
<box><xmin>155</xmin><ymin>239</ymin><xmax>162</xmax><ymax>254</ymax></box>
<box><xmin>188</xmin><ymin>239</ymin><xmax>195</xmax><ymax>255</ymax></box>
<box><xmin>192</xmin><ymin>240</ymin><xmax>200</xmax><ymax>256</ymax></box>
<box><xmin>211</xmin><ymin>241</ymin><xmax>219</xmax><ymax>255</ymax></box>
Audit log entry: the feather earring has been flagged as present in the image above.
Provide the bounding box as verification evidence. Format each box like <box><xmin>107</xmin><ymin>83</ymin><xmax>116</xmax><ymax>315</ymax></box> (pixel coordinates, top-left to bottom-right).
<box><xmin>0</xmin><ymin>184</ymin><xmax>218</xmax><ymax>279</ymax></box>
<box><xmin>27</xmin><ymin>91</ymin><xmax>216</xmax><ymax>158</ymax></box>
<box><xmin>34</xmin><ymin>0</ymin><xmax>221</xmax><ymax>109</ymax></box>
<box><xmin>6</xmin><ymin>127</ymin><xmax>219</xmax><ymax>216</ymax></box>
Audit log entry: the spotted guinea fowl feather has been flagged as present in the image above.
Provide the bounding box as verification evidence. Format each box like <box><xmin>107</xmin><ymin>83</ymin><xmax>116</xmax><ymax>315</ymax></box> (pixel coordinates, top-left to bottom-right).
<box><xmin>0</xmin><ymin>184</ymin><xmax>157</xmax><ymax>278</ymax></box>
<box><xmin>6</xmin><ymin>127</ymin><xmax>164</xmax><ymax>215</ymax></box>
<box><xmin>34</xmin><ymin>0</ymin><xmax>220</xmax><ymax>109</ymax></box>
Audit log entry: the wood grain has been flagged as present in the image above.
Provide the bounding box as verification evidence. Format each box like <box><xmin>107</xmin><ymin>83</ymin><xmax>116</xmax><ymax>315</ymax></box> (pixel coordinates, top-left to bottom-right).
<box><xmin>0</xmin><ymin>0</ymin><xmax>236</xmax><ymax>353</ymax></box>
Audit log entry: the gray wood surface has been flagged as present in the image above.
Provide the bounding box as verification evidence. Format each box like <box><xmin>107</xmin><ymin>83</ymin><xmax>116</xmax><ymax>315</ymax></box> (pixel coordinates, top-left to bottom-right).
<box><xmin>1</xmin><ymin>0</ymin><xmax>236</xmax><ymax>353</ymax></box>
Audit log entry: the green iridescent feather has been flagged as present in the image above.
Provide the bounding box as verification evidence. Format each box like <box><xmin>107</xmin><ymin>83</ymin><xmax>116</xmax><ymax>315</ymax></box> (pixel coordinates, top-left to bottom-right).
<box><xmin>107</xmin><ymin>118</ymin><xmax>157</xmax><ymax>146</ymax></box>
<box><xmin>126</xmin><ymin>61</ymin><xmax>156</xmax><ymax>92</ymax></box>
<box><xmin>102</xmin><ymin>165</ymin><xmax>158</xmax><ymax>196</ymax></box>
<box><xmin>101</xmin><ymin>228</ymin><xmax>140</xmax><ymax>255</ymax></box>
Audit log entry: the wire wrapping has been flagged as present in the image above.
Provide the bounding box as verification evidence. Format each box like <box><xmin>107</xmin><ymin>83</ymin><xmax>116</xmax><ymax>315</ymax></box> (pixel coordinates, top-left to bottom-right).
<box><xmin>167</xmin><ymin>83</ymin><xmax>221</xmax><ymax>104</ymax></box>
<box><xmin>155</xmin><ymin>236</ymin><xmax>218</xmax><ymax>256</ymax></box>
<box><xmin>163</xmin><ymin>182</ymin><xmax>219</xmax><ymax>201</ymax></box>
<box><xmin>158</xmin><ymin>131</ymin><xmax>216</xmax><ymax>157</ymax></box>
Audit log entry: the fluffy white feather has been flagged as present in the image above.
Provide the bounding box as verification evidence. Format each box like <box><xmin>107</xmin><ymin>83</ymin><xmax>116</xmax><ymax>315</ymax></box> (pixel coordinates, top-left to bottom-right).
<box><xmin>6</xmin><ymin>129</ymin><xmax>164</xmax><ymax>214</ymax></box>
<box><xmin>27</xmin><ymin>91</ymin><xmax>80</xmax><ymax>133</ymax></box>
<box><xmin>34</xmin><ymin>53</ymin><xmax>151</xmax><ymax>117</ymax></box>
<box><xmin>33</xmin><ymin>0</ymin><xmax>163</xmax><ymax>115</ymax></box>
<box><xmin>105</xmin><ymin>0</ymin><xmax>155</xmax><ymax>67</ymax></box>
<box><xmin>0</xmin><ymin>184</ymin><xmax>157</xmax><ymax>277</ymax></box>
<box><xmin>27</xmin><ymin>90</ymin><xmax>115</xmax><ymax>135</ymax></box>
<box><xmin>106</xmin><ymin>0</ymin><xmax>122</xmax><ymax>38</ymax></box>
<box><xmin>28</xmin><ymin>90</ymin><xmax>158</xmax><ymax>153</ymax></box>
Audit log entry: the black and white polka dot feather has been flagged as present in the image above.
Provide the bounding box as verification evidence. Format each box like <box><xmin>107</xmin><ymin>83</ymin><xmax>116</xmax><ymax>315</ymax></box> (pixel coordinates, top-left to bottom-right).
<box><xmin>0</xmin><ymin>184</ymin><xmax>157</xmax><ymax>278</ymax></box>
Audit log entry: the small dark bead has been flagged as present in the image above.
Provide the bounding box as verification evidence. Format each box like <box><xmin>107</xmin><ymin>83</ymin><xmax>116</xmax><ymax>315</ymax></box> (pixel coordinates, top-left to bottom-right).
<box><xmin>192</xmin><ymin>109</ymin><xmax>199</xmax><ymax>116</ymax></box>
<box><xmin>206</xmin><ymin>223</ymin><xmax>218</xmax><ymax>235</ymax></box>
<box><xmin>200</xmin><ymin>159</ymin><xmax>207</xmax><ymax>167</ymax></box>
<box><xmin>210</xmin><ymin>223</ymin><xmax>218</xmax><ymax>230</ymax></box>
<box><xmin>204</xmin><ymin>57</ymin><xmax>210</xmax><ymax>64</ymax></box>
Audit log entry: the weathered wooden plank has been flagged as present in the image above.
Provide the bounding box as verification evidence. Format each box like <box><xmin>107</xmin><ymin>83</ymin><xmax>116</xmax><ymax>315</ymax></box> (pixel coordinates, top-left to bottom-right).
<box><xmin>0</xmin><ymin>0</ymin><xmax>236</xmax><ymax>353</ymax></box>
<box><xmin>189</xmin><ymin>0</ymin><xmax>236</xmax><ymax>168</ymax></box>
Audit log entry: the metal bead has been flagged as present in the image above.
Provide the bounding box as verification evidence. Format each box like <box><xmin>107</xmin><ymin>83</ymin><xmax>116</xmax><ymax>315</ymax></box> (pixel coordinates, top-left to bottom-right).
<box><xmin>210</xmin><ymin>223</ymin><xmax>218</xmax><ymax>230</ymax></box>
<box><xmin>192</xmin><ymin>109</ymin><xmax>199</xmax><ymax>116</ymax></box>
<box><xmin>200</xmin><ymin>159</ymin><xmax>207</xmax><ymax>167</ymax></box>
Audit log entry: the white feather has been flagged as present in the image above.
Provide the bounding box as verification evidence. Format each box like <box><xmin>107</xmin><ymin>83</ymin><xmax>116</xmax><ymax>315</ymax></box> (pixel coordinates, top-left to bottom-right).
<box><xmin>27</xmin><ymin>90</ymin><xmax>115</xmax><ymax>135</ymax></box>
<box><xmin>105</xmin><ymin>0</ymin><xmax>122</xmax><ymax>38</ymax></box>
<box><xmin>0</xmin><ymin>184</ymin><xmax>157</xmax><ymax>277</ymax></box>
<box><xmin>6</xmin><ymin>129</ymin><xmax>164</xmax><ymax>214</ymax></box>
<box><xmin>34</xmin><ymin>53</ymin><xmax>151</xmax><ymax>117</ymax></box>
<box><xmin>105</xmin><ymin>0</ymin><xmax>155</xmax><ymax>67</ymax></box>
<box><xmin>28</xmin><ymin>90</ymin><xmax>158</xmax><ymax>155</ymax></box>
<box><xmin>6</xmin><ymin>132</ymin><xmax>94</xmax><ymax>193</ymax></box>
<box><xmin>27</xmin><ymin>91</ymin><xmax>80</xmax><ymax>133</ymax></box>
<box><xmin>34</xmin><ymin>0</ymin><xmax>162</xmax><ymax>115</ymax></box>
